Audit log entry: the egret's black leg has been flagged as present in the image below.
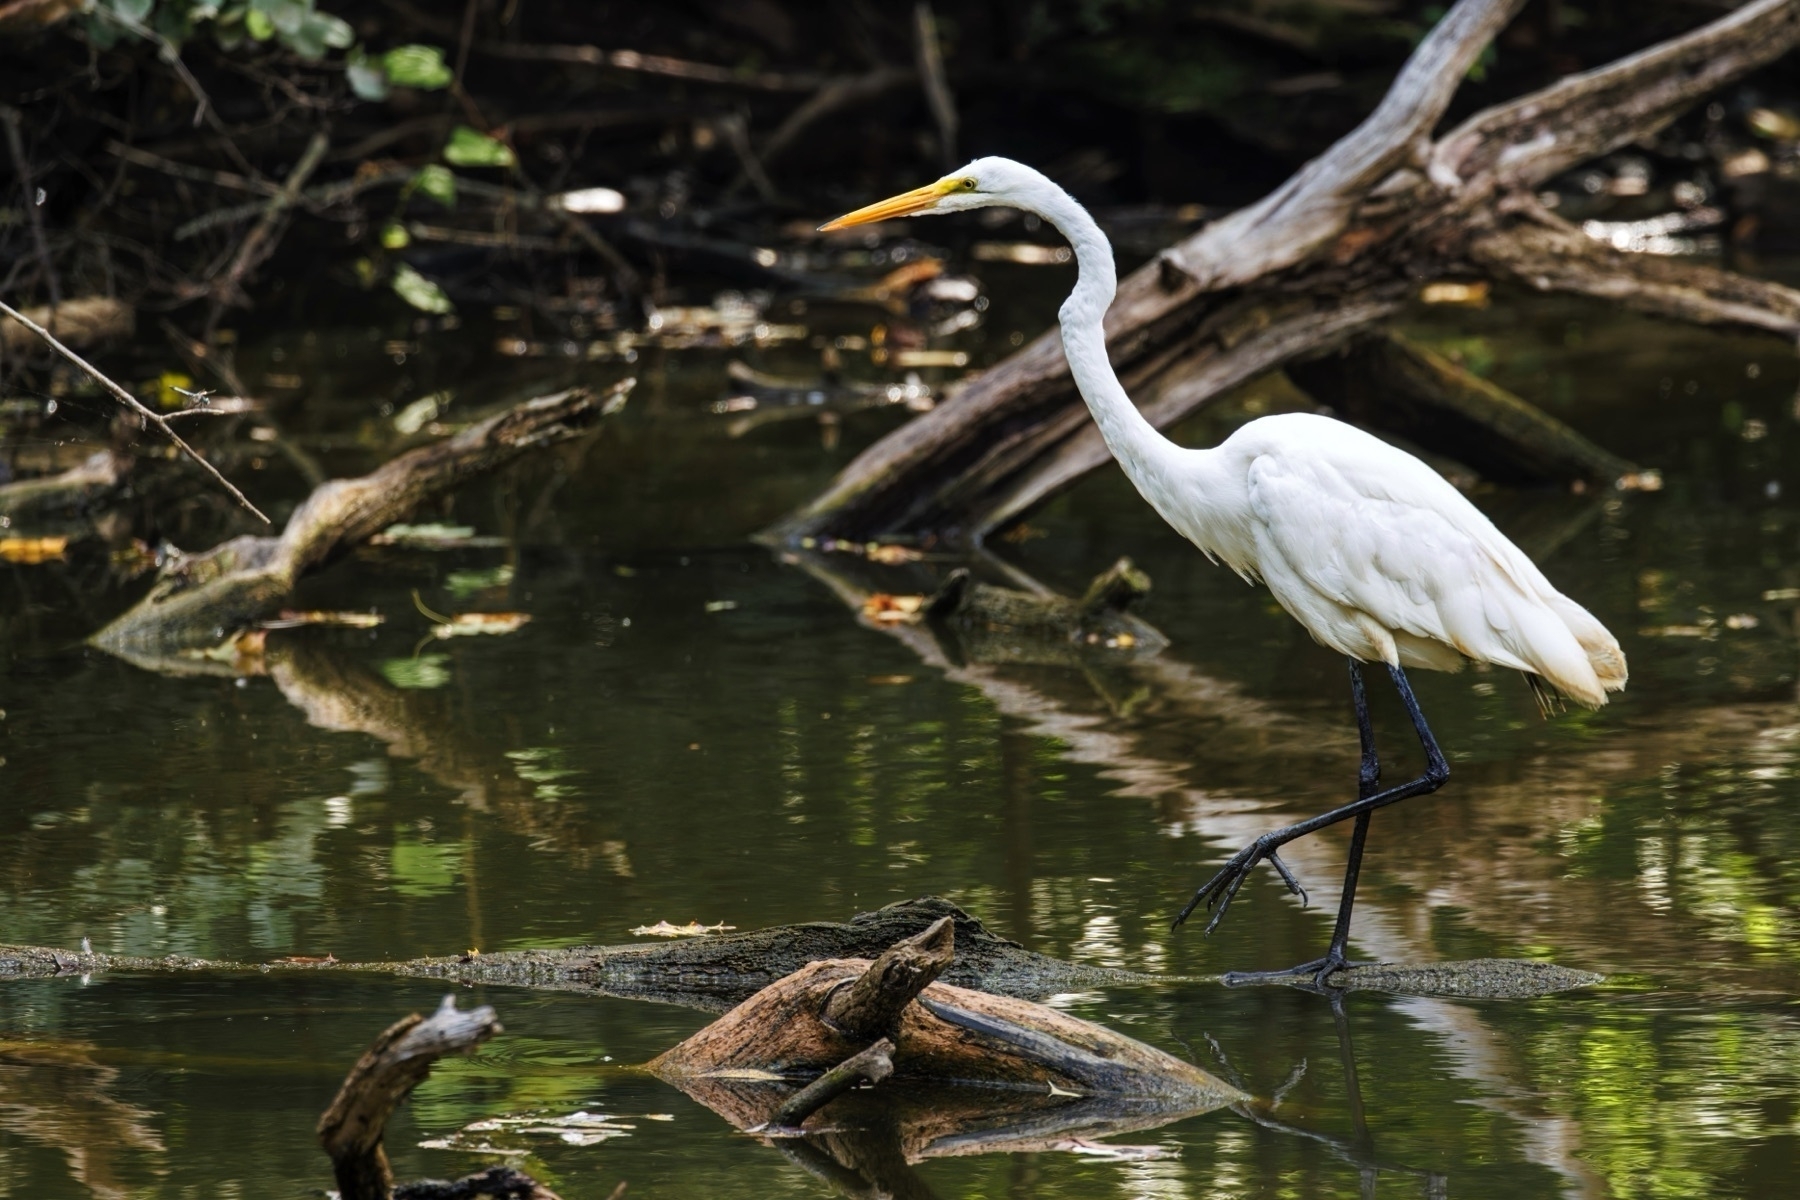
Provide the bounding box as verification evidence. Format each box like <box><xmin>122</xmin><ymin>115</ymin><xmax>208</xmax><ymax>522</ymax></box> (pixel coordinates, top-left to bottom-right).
<box><xmin>1205</xmin><ymin>660</ymin><xmax>1384</xmax><ymax>985</ymax></box>
<box><xmin>1174</xmin><ymin>662</ymin><xmax>1448</xmax><ymax>968</ymax></box>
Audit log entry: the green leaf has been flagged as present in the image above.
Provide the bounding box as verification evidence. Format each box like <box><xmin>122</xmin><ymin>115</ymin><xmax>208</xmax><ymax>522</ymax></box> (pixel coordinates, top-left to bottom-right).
<box><xmin>114</xmin><ymin>0</ymin><xmax>155</xmax><ymax>24</ymax></box>
<box><xmin>315</xmin><ymin>11</ymin><xmax>352</xmax><ymax>48</ymax></box>
<box><xmin>443</xmin><ymin>125</ymin><xmax>515</xmax><ymax>168</ymax></box>
<box><xmin>380</xmin><ymin>653</ymin><xmax>451</xmax><ymax>689</ymax></box>
<box><xmin>346</xmin><ymin>58</ymin><xmax>388</xmax><ymax>101</ymax></box>
<box><xmin>244</xmin><ymin>7</ymin><xmax>273</xmax><ymax>39</ymax></box>
<box><xmin>380</xmin><ymin>43</ymin><xmax>452</xmax><ymax>90</ymax></box>
<box><xmin>391</xmin><ymin>263</ymin><xmax>453</xmax><ymax>313</ymax></box>
<box><xmin>412</xmin><ymin>163</ymin><xmax>456</xmax><ymax>207</ymax></box>
<box><xmin>251</xmin><ymin>0</ymin><xmax>305</xmax><ymax>37</ymax></box>
<box><xmin>380</xmin><ymin>223</ymin><xmax>410</xmax><ymax>250</ymax></box>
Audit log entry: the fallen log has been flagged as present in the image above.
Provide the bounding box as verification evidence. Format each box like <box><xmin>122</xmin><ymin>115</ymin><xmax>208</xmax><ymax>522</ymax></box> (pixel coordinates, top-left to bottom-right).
<box><xmin>0</xmin><ymin>896</ymin><xmax>1601</xmax><ymax>1004</ymax></box>
<box><xmin>651</xmin><ymin>921</ymin><xmax>1245</xmax><ymax>1151</ymax></box>
<box><xmin>1286</xmin><ymin>330</ymin><xmax>1636</xmax><ymax>486</ymax></box>
<box><xmin>765</xmin><ymin>0</ymin><xmax>1800</xmax><ymax>546</ymax></box>
<box><xmin>318</xmin><ymin>995</ymin><xmax>563</xmax><ymax>1200</ymax></box>
<box><xmin>91</xmin><ymin>380</ymin><xmax>630</xmax><ymax>658</ymax></box>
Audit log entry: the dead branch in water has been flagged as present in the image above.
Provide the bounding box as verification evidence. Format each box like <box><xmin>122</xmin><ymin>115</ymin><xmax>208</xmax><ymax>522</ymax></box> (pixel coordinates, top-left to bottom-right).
<box><xmin>767</xmin><ymin>0</ymin><xmax>1800</xmax><ymax>546</ymax></box>
<box><xmin>319</xmin><ymin>995</ymin><xmax>563</xmax><ymax>1200</ymax></box>
<box><xmin>91</xmin><ymin>379</ymin><xmax>631</xmax><ymax>658</ymax></box>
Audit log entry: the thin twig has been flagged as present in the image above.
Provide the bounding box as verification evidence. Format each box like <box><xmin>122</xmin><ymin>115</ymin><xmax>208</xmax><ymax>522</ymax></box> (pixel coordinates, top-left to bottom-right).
<box><xmin>766</xmin><ymin>1038</ymin><xmax>895</xmax><ymax>1129</ymax></box>
<box><xmin>912</xmin><ymin>3</ymin><xmax>958</xmax><ymax>168</ymax></box>
<box><xmin>210</xmin><ymin>130</ymin><xmax>329</xmax><ymax>314</ymax></box>
<box><xmin>0</xmin><ymin>299</ymin><xmax>268</xmax><ymax>523</ymax></box>
<box><xmin>1</xmin><ymin>105</ymin><xmax>59</xmax><ymax>308</ymax></box>
<box><xmin>719</xmin><ymin>111</ymin><xmax>777</xmax><ymax>203</ymax></box>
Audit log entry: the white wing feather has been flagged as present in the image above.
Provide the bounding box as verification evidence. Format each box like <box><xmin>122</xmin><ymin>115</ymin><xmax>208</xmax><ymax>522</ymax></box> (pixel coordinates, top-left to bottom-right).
<box><xmin>1223</xmin><ymin>415</ymin><xmax>1624</xmax><ymax>707</ymax></box>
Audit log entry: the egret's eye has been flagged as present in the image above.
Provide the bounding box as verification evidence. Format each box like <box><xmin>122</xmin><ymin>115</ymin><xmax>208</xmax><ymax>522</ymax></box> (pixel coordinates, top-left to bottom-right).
<box><xmin>961</xmin><ymin>178</ymin><xmax>978</xmax><ymax>190</ymax></box>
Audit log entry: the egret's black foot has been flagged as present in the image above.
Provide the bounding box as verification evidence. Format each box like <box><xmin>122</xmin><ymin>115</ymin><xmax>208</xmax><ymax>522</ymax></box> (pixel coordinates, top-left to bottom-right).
<box><xmin>1221</xmin><ymin>951</ymin><xmax>1371</xmax><ymax>990</ymax></box>
<box><xmin>1172</xmin><ymin>832</ymin><xmax>1308</xmax><ymax>934</ymax></box>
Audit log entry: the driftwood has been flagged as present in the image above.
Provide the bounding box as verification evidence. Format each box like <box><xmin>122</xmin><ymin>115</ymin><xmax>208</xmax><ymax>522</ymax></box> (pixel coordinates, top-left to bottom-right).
<box><xmin>1287</xmin><ymin>331</ymin><xmax>1636</xmax><ymax>486</ymax></box>
<box><xmin>0</xmin><ymin>896</ymin><xmax>1601</xmax><ymax>1004</ymax></box>
<box><xmin>318</xmin><ymin>995</ymin><xmax>562</xmax><ymax>1200</ymax></box>
<box><xmin>766</xmin><ymin>0</ymin><xmax>1800</xmax><ymax>546</ymax></box>
<box><xmin>651</xmin><ymin>920</ymin><xmax>1245</xmax><ymax>1163</ymax></box>
<box><xmin>91</xmin><ymin>380</ymin><xmax>630</xmax><ymax>658</ymax></box>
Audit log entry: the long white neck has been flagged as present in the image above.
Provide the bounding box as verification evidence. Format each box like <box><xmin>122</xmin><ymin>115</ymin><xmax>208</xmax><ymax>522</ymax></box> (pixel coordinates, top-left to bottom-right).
<box><xmin>1029</xmin><ymin>183</ymin><xmax>1187</xmax><ymax>506</ymax></box>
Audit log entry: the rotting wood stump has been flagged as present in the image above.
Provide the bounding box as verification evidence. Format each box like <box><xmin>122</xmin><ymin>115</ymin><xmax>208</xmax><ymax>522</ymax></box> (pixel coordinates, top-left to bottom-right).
<box><xmin>650</xmin><ymin>917</ymin><xmax>1247</xmax><ymax>1149</ymax></box>
<box><xmin>91</xmin><ymin>380</ymin><xmax>630</xmax><ymax>658</ymax></box>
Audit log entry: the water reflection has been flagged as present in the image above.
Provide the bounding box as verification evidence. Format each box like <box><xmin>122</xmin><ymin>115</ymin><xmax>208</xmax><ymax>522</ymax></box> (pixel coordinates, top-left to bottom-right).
<box><xmin>6</xmin><ymin>272</ymin><xmax>1800</xmax><ymax>1195</ymax></box>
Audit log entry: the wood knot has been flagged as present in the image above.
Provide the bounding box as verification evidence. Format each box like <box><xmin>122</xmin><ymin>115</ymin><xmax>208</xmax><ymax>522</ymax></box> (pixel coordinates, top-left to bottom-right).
<box><xmin>1156</xmin><ymin>252</ymin><xmax>1194</xmax><ymax>293</ymax></box>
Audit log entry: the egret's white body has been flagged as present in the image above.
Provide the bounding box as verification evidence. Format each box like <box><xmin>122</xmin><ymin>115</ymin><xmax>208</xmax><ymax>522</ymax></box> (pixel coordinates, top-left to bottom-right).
<box><xmin>827</xmin><ymin>157</ymin><xmax>1626</xmax><ymax>706</ymax></box>
<box><xmin>822</xmin><ymin>156</ymin><xmax>1626</xmax><ymax>970</ymax></box>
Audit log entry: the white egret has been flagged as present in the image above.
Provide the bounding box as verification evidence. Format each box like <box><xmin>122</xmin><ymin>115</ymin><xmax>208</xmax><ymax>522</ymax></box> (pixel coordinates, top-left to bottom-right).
<box><xmin>821</xmin><ymin>158</ymin><xmax>1626</xmax><ymax>983</ymax></box>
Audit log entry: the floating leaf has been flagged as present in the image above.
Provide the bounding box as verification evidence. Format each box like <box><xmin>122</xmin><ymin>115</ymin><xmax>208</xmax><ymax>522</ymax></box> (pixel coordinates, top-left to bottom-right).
<box><xmin>444</xmin><ymin>125</ymin><xmax>516</xmax><ymax>168</ymax></box>
<box><xmin>865</xmin><ymin>543</ymin><xmax>923</xmax><ymax>565</ymax></box>
<box><xmin>413</xmin><ymin>589</ymin><xmax>530</xmax><ymax>638</ymax></box>
<box><xmin>630</xmin><ymin>921</ymin><xmax>735</xmax><ymax>938</ymax></box>
<box><xmin>380</xmin><ymin>223</ymin><xmax>410</xmax><ymax>250</ymax></box>
<box><xmin>381</xmin><ymin>654</ymin><xmax>452</xmax><ymax>689</ymax></box>
<box><xmin>391</xmin><ymin>264</ymin><xmax>453</xmax><ymax>313</ymax></box>
<box><xmin>0</xmin><ymin>536</ymin><xmax>69</xmax><ymax>564</ymax></box>
<box><xmin>413</xmin><ymin>163</ymin><xmax>456</xmax><ymax>207</ymax></box>
<box><xmin>381</xmin><ymin>43</ymin><xmax>452</xmax><ymax>90</ymax></box>
<box><xmin>260</xmin><ymin>611</ymin><xmax>384</xmax><ymax>630</ymax></box>
<box><xmin>371</xmin><ymin>523</ymin><xmax>479</xmax><ymax>548</ymax></box>
<box><xmin>444</xmin><ymin>564</ymin><xmax>514</xmax><ymax>597</ymax></box>
<box><xmin>431</xmin><ymin>612</ymin><xmax>531</xmax><ymax>638</ymax></box>
<box><xmin>703</xmin><ymin>600</ymin><xmax>737</xmax><ymax>613</ymax></box>
<box><xmin>861</xmin><ymin>593</ymin><xmax>926</xmax><ymax>624</ymax></box>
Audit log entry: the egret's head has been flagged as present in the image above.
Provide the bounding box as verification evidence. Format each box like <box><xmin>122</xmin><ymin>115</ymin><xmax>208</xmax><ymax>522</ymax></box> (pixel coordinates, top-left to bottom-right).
<box><xmin>819</xmin><ymin>157</ymin><xmax>1042</xmax><ymax>231</ymax></box>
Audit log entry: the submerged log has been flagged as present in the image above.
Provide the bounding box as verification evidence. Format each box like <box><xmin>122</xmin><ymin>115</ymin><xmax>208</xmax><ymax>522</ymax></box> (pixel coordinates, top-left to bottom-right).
<box><xmin>91</xmin><ymin>381</ymin><xmax>630</xmax><ymax>658</ymax></box>
<box><xmin>1287</xmin><ymin>331</ymin><xmax>1636</xmax><ymax>486</ymax></box>
<box><xmin>0</xmin><ymin>897</ymin><xmax>1602</xmax><ymax>1004</ymax></box>
<box><xmin>766</xmin><ymin>0</ymin><xmax>1800</xmax><ymax>546</ymax></box>
<box><xmin>926</xmin><ymin>555</ymin><xmax>1168</xmax><ymax>665</ymax></box>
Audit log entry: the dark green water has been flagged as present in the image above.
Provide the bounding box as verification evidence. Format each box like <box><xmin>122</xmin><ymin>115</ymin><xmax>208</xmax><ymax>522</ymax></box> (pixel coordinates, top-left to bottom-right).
<box><xmin>5</xmin><ymin>250</ymin><xmax>1800</xmax><ymax>1198</ymax></box>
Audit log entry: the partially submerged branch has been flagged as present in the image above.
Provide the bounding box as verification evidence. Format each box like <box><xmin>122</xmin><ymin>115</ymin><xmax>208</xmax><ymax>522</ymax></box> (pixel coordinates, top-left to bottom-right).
<box><xmin>0</xmin><ymin>896</ymin><xmax>1603</xmax><ymax>1005</ymax></box>
<box><xmin>92</xmin><ymin>380</ymin><xmax>631</xmax><ymax>657</ymax></box>
<box><xmin>319</xmin><ymin>996</ymin><xmax>563</xmax><ymax>1200</ymax></box>
<box><xmin>319</xmin><ymin>995</ymin><xmax>504</xmax><ymax>1200</ymax></box>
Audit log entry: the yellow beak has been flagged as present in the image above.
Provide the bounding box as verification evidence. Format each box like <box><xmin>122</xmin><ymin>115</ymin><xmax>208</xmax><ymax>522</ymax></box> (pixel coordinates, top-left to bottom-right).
<box><xmin>819</xmin><ymin>178</ymin><xmax>956</xmax><ymax>231</ymax></box>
